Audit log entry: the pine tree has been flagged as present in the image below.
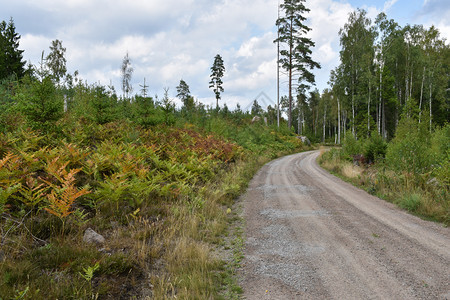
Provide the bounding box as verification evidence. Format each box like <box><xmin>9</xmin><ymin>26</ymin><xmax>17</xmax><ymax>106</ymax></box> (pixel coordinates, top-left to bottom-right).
<box><xmin>209</xmin><ymin>54</ymin><xmax>225</xmax><ymax>109</ymax></box>
<box><xmin>274</xmin><ymin>0</ymin><xmax>320</xmax><ymax>130</ymax></box>
<box><xmin>176</xmin><ymin>79</ymin><xmax>193</xmax><ymax>109</ymax></box>
<box><xmin>0</xmin><ymin>18</ymin><xmax>26</xmax><ymax>81</ymax></box>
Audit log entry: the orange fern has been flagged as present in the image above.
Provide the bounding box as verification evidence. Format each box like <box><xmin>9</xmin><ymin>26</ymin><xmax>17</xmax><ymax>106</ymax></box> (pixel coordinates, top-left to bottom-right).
<box><xmin>42</xmin><ymin>157</ymin><xmax>90</xmax><ymax>221</ymax></box>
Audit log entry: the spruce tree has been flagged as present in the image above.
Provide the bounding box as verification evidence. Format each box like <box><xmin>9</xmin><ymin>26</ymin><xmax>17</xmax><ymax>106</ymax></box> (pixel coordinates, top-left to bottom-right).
<box><xmin>274</xmin><ymin>0</ymin><xmax>320</xmax><ymax>130</ymax></box>
<box><xmin>0</xmin><ymin>18</ymin><xmax>26</xmax><ymax>81</ymax></box>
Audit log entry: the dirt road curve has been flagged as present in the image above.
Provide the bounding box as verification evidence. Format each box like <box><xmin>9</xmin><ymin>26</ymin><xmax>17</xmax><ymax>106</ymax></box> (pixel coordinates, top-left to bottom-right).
<box><xmin>239</xmin><ymin>151</ymin><xmax>449</xmax><ymax>300</ymax></box>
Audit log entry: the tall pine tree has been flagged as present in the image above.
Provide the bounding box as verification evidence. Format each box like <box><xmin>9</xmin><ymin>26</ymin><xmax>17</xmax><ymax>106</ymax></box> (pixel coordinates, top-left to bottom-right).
<box><xmin>274</xmin><ymin>0</ymin><xmax>320</xmax><ymax>130</ymax></box>
<box><xmin>209</xmin><ymin>54</ymin><xmax>225</xmax><ymax>109</ymax></box>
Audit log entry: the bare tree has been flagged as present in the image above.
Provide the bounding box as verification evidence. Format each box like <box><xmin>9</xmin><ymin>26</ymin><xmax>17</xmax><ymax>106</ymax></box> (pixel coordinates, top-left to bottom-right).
<box><xmin>121</xmin><ymin>52</ymin><xmax>133</xmax><ymax>98</ymax></box>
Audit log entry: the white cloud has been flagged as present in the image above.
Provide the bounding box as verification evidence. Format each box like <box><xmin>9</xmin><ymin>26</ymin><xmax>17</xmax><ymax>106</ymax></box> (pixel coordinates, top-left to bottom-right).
<box><xmin>383</xmin><ymin>0</ymin><xmax>398</xmax><ymax>12</ymax></box>
<box><xmin>3</xmin><ymin>0</ymin><xmax>448</xmax><ymax>108</ymax></box>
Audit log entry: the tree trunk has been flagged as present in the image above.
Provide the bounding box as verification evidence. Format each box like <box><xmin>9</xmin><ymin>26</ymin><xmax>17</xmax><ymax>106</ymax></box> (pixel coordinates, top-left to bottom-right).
<box><xmin>419</xmin><ymin>66</ymin><xmax>426</xmax><ymax>123</ymax></box>
<box><xmin>368</xmin><ymin>68</ymin><xmax>371</xmax><ymax>137</ymax></box>
<box><xmin>429</xmin><ymin>80</ymin><xmax>433</xmax><ymax>133</ymax></box>
<box><xmin>337</xmin><ymin>97</ymin><xmax>341</xmax><ymax>144</ymax></box>
<box><xmin>323</xmin><ymin>103</ymin><xmax>327</xmax><ymax>143</ymax></box>
<box><xmin>350</xmin><ymin>53</ymin><xmax>356</xmax><ymax>137</ymax></box>
<box><xmin>288</xmin><ymin>19</ymin><xmax>293</xmax><ymax>130</ymax></box>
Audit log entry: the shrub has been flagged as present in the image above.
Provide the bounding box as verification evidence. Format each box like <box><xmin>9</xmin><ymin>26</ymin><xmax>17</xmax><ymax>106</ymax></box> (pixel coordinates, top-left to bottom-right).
<box><xmin>386</xmin><ymin>117</ymin><xmax>433</xmax><ymax>174</ymax></box>
<box><xmin>396</xmin><ymin>193</ymin><xmax>422</xmax><ymax>212</ymax></box>
<box><xmin>364</xmin><ymin>131</ymin><xmax>387</xmax><ymax>163</ymax></box>
<box><xmin>342</xmin><ymin>131</ymin><xmax>362</xmax><ymax>159</ymax></box>
<box><xmin>14</xmin><ymin>76</ymin><xmax>63</xmax><ymax>133</ymax></box>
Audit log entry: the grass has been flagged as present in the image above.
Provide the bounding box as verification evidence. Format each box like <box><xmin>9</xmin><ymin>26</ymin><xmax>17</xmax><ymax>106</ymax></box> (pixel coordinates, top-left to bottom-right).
<box><xmin>0</xmin><ymin>118</ymin><xmax>306</xmax><ymax>299</ymax></box>
<box><xmin>319</xmin><ymin>148</ymin><xmax>449</xmax><ymax>225</ymax></box>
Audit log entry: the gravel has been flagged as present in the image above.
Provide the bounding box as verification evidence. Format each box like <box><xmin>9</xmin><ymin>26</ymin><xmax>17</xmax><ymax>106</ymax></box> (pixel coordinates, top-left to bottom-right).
<box><xmin>239</xmin><ymin>151</ymin><xmax>450</xmax><ymax>300</ymax></box>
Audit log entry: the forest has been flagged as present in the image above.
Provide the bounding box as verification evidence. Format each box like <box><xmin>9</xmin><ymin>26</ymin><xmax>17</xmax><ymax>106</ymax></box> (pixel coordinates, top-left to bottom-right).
<box><xmin>279</xmin><ymin>9</ymin><xmax>448</xmax><ymax>143</ymax></box>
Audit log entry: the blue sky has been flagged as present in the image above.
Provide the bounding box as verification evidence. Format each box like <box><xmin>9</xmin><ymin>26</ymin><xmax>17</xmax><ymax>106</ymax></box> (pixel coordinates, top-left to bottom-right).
<box><xmin>1</xmin><ymin>0</ymin><xmax>448</xmax><ymax>110</ymax></box>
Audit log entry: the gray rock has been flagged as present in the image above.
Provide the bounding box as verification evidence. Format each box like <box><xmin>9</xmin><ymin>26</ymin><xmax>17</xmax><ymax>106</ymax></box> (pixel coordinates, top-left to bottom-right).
<box><xmin>83</xmin><ymin>228</ymin><xmax>105</xmax><ymax>245</ymax></box>
<box><xmin>251</xmin><ymin>116</ymin><xmax>261</xmax><ymax>123</ymax></box>
<box><xmin>297</xmin><ymin>135</ymin><xmax>311</xmax><ymax>146</ymax></box>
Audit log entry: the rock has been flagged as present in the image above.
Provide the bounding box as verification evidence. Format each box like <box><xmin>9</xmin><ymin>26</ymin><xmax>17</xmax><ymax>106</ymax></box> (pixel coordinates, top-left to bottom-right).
<box><xmin>297</xmin><ymin>136</ymin><xmax>311</xmax><ymax>146</ymax></box>
<box><xmin>427</xmin><ymin>177</ymin><xmax>439</xmax><ymax>187</ymax></box>
<box><xmin>83</xmin><ymin>228</ymin><xmax>105</xmax><ymax>245</ymax></box>
<box><xmin>251</xmin><ymin>116</ymin><xmax>261</xmax><ymax>123</ymax></box>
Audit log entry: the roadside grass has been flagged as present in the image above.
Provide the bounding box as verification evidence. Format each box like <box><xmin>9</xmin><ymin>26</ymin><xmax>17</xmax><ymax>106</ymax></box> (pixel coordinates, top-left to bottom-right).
<box><xmin>318</xmin><ymin>149</ymin><xmax>449</xmax><ymax>225</ymax></box>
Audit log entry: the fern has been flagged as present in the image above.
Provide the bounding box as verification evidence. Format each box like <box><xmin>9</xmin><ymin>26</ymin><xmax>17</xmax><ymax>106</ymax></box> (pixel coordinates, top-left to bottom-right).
<box><xmin>40</xmin><ymin>157</ymin><xmax>91</xmax><ymax>235</ymax></box>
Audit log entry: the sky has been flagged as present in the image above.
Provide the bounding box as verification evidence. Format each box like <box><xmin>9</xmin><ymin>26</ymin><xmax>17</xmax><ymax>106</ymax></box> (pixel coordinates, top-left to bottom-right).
<box><xmin>1</xmin><ymin>0</ymin><xmax>449</xmax><ymax>110</ymax></box>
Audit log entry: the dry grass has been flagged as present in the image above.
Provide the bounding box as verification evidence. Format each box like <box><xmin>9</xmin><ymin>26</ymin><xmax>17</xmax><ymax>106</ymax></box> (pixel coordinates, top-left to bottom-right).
<box><xmin>319</xmin><ymin>149</ymin><xmax>449</xmax><ymax>225</ymax></box>
<box><xmin>341</xmin><ymin>162</ymin><xmax>363</xmax><ymax>179</ymax></box>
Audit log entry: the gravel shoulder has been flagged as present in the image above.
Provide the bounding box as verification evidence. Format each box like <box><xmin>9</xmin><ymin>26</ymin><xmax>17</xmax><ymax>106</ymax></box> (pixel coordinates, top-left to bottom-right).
<box><xmin>239</xmin><ymin>150</ymin><xmax>450</xmax><ymax>299</ymax></box>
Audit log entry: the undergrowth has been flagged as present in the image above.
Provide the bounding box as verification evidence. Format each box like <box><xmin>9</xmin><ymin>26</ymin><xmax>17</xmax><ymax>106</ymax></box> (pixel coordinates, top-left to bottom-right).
<box><xmin>319</xmin><ymin>140</ymin><xmax>449</xmax><ymax>225</ymax></box>
<box><xmin>0</xmin><ymin>117</ymin><xmax>305</xmax><ymax>299</ymax></box>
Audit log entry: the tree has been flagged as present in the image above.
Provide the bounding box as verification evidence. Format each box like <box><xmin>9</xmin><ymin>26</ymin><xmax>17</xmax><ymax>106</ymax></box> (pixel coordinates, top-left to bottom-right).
<box><xmin>338</xmin><ymin>9</ymin><xmax>376</xmax><ymax>138</ymax></box>
<box><xmin>139</xmin><ymin>78</ymin><xmax>149</xmax><ymax>98</ymax></box>
<box><xmin>274</xmin><ymin>0</ymin><xmax>320</xmax><ymax>130</ymax></box>
<box><xmin>121</xmin><ymin>52</ymin><xmax>133</xmax><ymax>99</ymax></box>
<box><xmin>161</xmin><ymin>87</ymin><xmax>175</xmax><ymax>125</ymax></box>
<box><xmin>0</xmin><ymin>18</ymin><xmax>26</xmax><ymax>81</ymax></box>
<box><xmin>209</xmin><ymin>54</ymin><xmax>225</xmax><ymax>109</ymax></box>
<box><xmin>176</xmin><ymin>79</ymin><xmax>194</xmax><ymax>109</ymax></box>
<box><xmin>14</xmin><ymin>76</ymin><xmax>63</xmax><ymax>133</ymax></box>
<box><xmin>46</xmin><ymin>39</ymin><xmax>67</xmax><ymax>86</ymax></box>
<box><xmin>251</xmin><ymin>99</ymin><xmax>263</xmax><ymax>116</ymax></box>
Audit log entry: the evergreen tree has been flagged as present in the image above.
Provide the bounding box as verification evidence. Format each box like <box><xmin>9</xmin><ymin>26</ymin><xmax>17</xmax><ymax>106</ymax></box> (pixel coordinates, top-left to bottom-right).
<box><xmin>209</xmin><ymin>54</ymin><xmax>225</xmax><ymax>109</ymax></box>
<box><xmin>176</xmin><ymin>79</ymin><xmax>193</xmax><ymax>108</ymax></box>
<box><xmin>0</xmin><ymin>18</ymin><xmax>26</xmax><ymax>81</ymax></box>
<box><xmin>274</xmin><ymin>0</ymin><xmax>320</xmax><ymax>130</ymax></box>
<box><xmin>251</xmin><ymin>100</ymin><xmax>263</xmax><ymax>116</ymax></box>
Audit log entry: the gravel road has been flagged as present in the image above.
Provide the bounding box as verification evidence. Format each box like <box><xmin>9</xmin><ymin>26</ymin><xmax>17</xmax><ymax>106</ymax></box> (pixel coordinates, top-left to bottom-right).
<box><xmin>239</xmin><ymin>150</ymin><xmax>449</xmax><ymax>299</ymax></box>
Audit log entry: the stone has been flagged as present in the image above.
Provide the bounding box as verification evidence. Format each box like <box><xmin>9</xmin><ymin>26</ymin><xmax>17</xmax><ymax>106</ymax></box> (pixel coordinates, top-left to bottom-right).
<box><xmin>251</xmin><ymin>116</ymin><xmax>261</xmax><ymax>123</ymax></box>
<box><xmin>83</xmin><ymin>228</ymin><xmax>105</xmax><ymax>245</ymax></box>
<box><xmin>297</xmin><ymin>136</ymin><xmax>311</xmax><ymax>146</ymax></box>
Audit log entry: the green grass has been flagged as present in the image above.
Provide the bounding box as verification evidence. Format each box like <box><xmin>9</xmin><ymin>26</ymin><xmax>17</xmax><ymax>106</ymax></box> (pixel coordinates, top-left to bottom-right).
<box><xmin>319</xmin><ymin>148</ymin><xmax>449</xmax><ymax>225</ymax></box>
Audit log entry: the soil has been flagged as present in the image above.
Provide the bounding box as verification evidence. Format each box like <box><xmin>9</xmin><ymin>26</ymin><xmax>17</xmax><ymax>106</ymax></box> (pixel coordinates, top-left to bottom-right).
<box><xmin>239</xmin><ymin>151</ymin><xmax>450</xmax><ymax>299</ymax></box>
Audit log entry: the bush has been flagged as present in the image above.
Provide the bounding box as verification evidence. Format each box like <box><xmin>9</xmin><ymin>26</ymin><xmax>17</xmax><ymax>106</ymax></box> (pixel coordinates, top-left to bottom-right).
<box><xmin>14</xmin><ymin>76</ymin><xmax>63</xmax><ymax>133</ymax></box>
<box><xmin>396</xmin><ymin>193</ymin><xmax>422</xmax><ymax>212</ymax></box>
<box><xmin>364</xmin><ymin>131</ymin><xmax>387</xmax><ymax>163</ymax></box>
<box><xmin>386</xmin><ymin>117</ymin><xmax>433</xmax><ymax>174</ymax></box>
<box><xmin>342</xmin><ymin>131</ymin><xmax>362</xmax><ymax>159</ymax></box>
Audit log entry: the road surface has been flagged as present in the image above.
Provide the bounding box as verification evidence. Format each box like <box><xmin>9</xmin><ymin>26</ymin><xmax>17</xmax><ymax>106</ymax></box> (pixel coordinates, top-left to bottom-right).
<box><xmin>239</xmin><ymin>151</ymin><xmax>449</xmax><ymax>299</ymax></box>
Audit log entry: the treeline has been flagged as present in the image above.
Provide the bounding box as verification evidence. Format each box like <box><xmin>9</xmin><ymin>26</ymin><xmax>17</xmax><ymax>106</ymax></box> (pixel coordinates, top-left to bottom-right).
<box><xmin>281</xmin><ymin>9</ymin><xmax>448</xmax><ymax>143</ymax></box>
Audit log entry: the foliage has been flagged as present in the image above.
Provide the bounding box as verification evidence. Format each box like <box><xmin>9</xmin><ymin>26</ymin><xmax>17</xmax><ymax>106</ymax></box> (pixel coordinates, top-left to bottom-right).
<box><xmin>386</xmin><ymin>113</ymin><xmax>433</xmax><ymax>174</ymax></box>
<box><xmin>209</xmin><ymin>54</ymin><xmax>225</xmax><ymax>108</ymax></box>
<box><xmin>14</xmin><ymin>76</ymin><xmax>63</xmax><ymax>133</ymax></box>
<box><xmin>364</xmin><ymin>131</ymin><xmax>387</xmax><ymax>163</ymax></box>
<box><xmin>46</xmin><ymin>39</ymin><xmax>67</xmax><ymax>85</ymax></box>
<box><xmin>274</xmin><ymin>0</ymin><xmax>320</xmax><ymax>129</ymax></box>
<box><xmin>0</xmin><ymin>18</ymin><xmax>26</xmax><ymax>81</ymax></box>
<box><xmin>342</xmin><ymin>131</ymin><xmax>362</xmax><ymax>158</ymax></box>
